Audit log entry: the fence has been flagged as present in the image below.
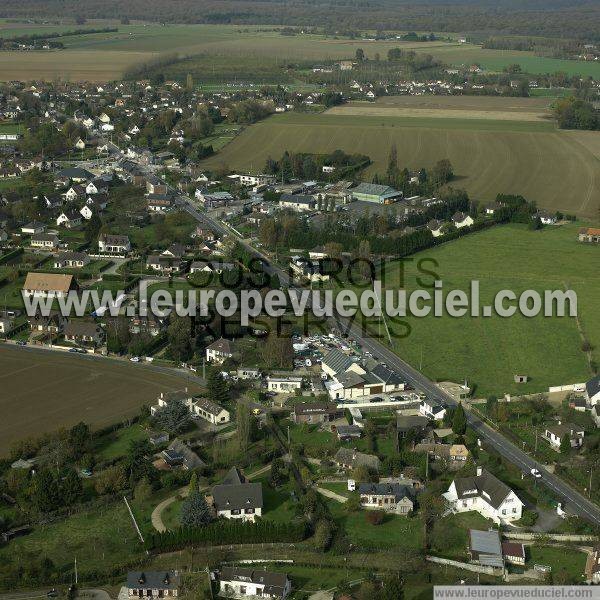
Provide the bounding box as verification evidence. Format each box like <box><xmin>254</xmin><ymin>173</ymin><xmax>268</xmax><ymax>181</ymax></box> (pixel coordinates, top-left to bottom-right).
<box><xmin>426</xmin><ymin>556</ymin><xmax>501</xmax><ymax>576</ymax></box>
<box><xmin>503</xmin><ymin>532</ymin><xmax>598</xmax><ymax>542</ymax></box>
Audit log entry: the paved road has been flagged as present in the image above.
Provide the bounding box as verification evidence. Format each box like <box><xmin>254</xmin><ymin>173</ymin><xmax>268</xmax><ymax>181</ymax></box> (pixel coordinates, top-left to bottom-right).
<box><xmin>133</xmin><ymin>159</ymin><xmax>600</xmax><ymax>526</ymax></box>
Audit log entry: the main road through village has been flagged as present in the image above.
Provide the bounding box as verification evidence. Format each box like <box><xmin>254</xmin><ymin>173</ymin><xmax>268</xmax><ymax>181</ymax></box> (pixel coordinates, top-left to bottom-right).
<box><xmin>115</xmin><ymin>147</ymin><xmax>600</xmax><ymax>527</ymax></box>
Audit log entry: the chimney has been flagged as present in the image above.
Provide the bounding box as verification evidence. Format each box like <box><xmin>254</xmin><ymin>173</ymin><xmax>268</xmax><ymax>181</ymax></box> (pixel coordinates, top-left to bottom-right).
<box><xmin>476</xmin><ymin>466</ymin><xmax>483</xmax><ymax>477</ymax></box>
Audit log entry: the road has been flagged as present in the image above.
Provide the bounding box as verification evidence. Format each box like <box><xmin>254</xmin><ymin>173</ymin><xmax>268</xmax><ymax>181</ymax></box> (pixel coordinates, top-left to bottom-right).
<box><xmin>130</xmin><ymin>156</ymin><xmax>600</xmax><ymax>526</ymax></box>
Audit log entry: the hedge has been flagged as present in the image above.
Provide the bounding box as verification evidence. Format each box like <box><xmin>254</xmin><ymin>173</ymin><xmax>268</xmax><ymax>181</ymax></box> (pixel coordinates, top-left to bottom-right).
<box><xmin>145</xmin><ymin>518</ymin><xmax>307</xmax><ymax>552</ymax></box>
<box><xmin>0</xmin><ymin>247</ymin><xmax>24</xmax><ymax>265</ymax></box>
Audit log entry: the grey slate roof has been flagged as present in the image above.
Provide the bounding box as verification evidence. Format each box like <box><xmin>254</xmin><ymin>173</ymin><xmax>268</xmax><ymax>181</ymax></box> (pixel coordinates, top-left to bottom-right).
<box><xmin>587</xmin><ymin>375</ymin><xmax>600</xmax><ymax>399</ymax></box>
<box><xmin>126</xmin><ymin>571</ymin><xmax>180</xmax><ymax>590</ymax></box>
<box><xmin>220</xmin><ymin>567</ymin><xmax>289</xmax><ymax>597</ymax></box>
<box><xmin>334</xmin><ymin>448</ymin><xmax>380</xmax><ymax>471</ymax></box>
<box><xmin>454</xmin><ymin>469</ymin><xmax>513</xmax><ymax>510</ymax></box>
<box><xmin>358</xmin><ymin>482</ymin><xmax>415</xmax><ymax>501</ymax></box>
<box><xmin>212</xmin><ymin>467</ymin><xmax>263</xmax><ymax>512</ymax></box>
<box><xmin>322</xmin><ymin>348</ymin><xmax>353</xmax><ymax>376</ymax></box>
<box><xmin>469</xmin><ymin>529</ymin><xmax>504</xmax><ymax>568</ymax></box>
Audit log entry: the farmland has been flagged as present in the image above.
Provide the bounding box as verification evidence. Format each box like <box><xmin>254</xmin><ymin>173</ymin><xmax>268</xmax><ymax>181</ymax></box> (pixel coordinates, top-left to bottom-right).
<box><xmin>200</xmin><ymin>111</ymin><xmax>600</xmax><ymax>218</ymax></box>
<box><xmin>367</xmin><ymin>223</ymin><xmax>599</xmax><ymax>397</ymax></box>
<box><xmin>0</xmin><ymin>345</ymin><xmax>203</xmax><ymax>455</ymax></box>
<box><xmin>0</xmin><ymin>21</ymin><xmax>598</xmax><ymax>82</ymax></box>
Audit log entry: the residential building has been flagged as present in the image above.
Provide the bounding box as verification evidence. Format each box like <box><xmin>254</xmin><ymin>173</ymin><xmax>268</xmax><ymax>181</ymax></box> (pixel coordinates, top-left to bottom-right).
<box><xmin>21</xmin><ymin>221</ymin><xmax>46</xmax><ymax>235</ymax></box>
<box><xmin>164</xmin><ymin>438</ymin><xmax>205</xmax><ymax>471</ymax></box>
<box><xmin>126</xmin><ymin>571</ymin><xmax>180</xmax><ymax>598</ymax></box>
<box><xmin>191</xmin><ymin>397</ymin><xmax>230</xmax><ymax>425</ymax></box>
<box><xmin>396</xmin><ymin>415</ymin><xmax>430</xmax><ymax>439</ymax></box>
<box><xmin>586</xmin><ymin>375</ymin><xmax>600</xmax><ymax>405</ymax></box>
<box><xmin>217</xmin><ymin>567</ymin><xmax>291</xmax><ymax>599</ymax></box>
<box><xmin>289</xmin><ymin>256</ymin><xmax>330</xmax><ymax>283</ymax></box>
<box><xmin>210</xmin><ymin>467</ymin><xmax>263</xmax><ymax>522</ymax></box>
<box><xmin>292</xmin><ymin>402</ymin><xmax>344</xmax><ymax>425</ymax></box>
<box><xmin>146</xmin><ymin>193</ymin><xmax>174</xmax><ymax>212</ymax></box>
<box><xmin>98</xmin><ymin>234</ymin><xmax>131</xmax><ymax>254</ymax></box>
<box><xmin>534</xmin><ymin>211</ymin><xmax>557</xmax><ymax>225</ymax></box>
<box><xmin>469</xmin><ymin>529</ymin><xmax>504</xmax><ymax>569</ymax></box>
<box><xmin>279</xmin><ymin>193</ymin><xmax>316</xmax><ymax>212</ymax></box>
<box><xmin>452</xmin><ymin>212</ymin><xmax>474</xmax><ymax>228</ymax></box>
<box><xmin>449</xmin><ymin>444</ymin><xmax>470</xmax><ymax>462</ymax></box>
<box><xmin>54</xmin><ymin>251</ymin><xmax>89</xmax><ymax>269</ymax></box>
<box><xmin>205</xmin><ymin>337</ymin><xmax>235</xmax><ymax>363</ymax></box>
<box><xmin>543</xmin><ymin>422</ymin><xmax>584</xmax><ymax>450</ymax></box>
<box><xmin>146</xmin><ymin>253</ymin><xmax>185</xmax><ymax>275</ymax></box>
<box><xmin>334</xmin><ymin>448</ymin><xmax>380</xmax><ymax>472</ymax></box>
<box><xmin>236</xmin><ymin>173</ymin><xmax>275</xmax><ymax>187</ymax></box>
<box><xmin>578</xmin><ymin>227</ymin><xmax>600</xmax><ymax>244</ymax></box>
<box><xmin>502</xmin><ymin>541</ymin><xmax>526</xmax><ymax>565</ymax></box>
<box><xmin>146</xmin><ymin>176</ymin><xmax>168</xmax><ymax>195</ymax></box>
<box><xmin>351</xmin><ymin>182</ymin><xmax>402</xmax><ymax>204</ymax></box>
<box><xmin>28</xmin><ymin>310</ymin><xmax>66</xmax><ymax>334</ymax></box>
<box><xmin>190</xmin><ymin>260</ymin><xmax>236</xmax><ymax>274</ymax></box>
<box><xmin>22</xmin><ymin>272</ymin><xmax>76</xmax><ymax>299</ymax></box>
<box><xmin>427</xmin><ymin>219</ymin><xmax>445</xmax><ymax>237</ymax></box>
<box><xmin>266</xmin><ymin>376</ymin><xmax>303</xmax><ymax>394</ymax></box>
<box><xmin>419</xmin><ymin>399</ymin><xmax>446</xmax><ymax>420</ymax></box>
<box><xmin>56</xmin><ymin>210</ymin><xmax>82</xmax><ymax>228</ymax></box>
<box><xmin>357</xmin><ymin>482</ymin><xmax>415</xmax><ymax>514</ymax></box>
<box><xmin>444</xmin><ymin>467</ymin><xmax>523</xmax><ymax>524</ymax></box>
<box><xmin>31</xmin><ymin>233</ymin><xmax>59</xmax><ymax>250</ymax></box>
<box><xmin>64</xmin><ymin>320</ymin><xmax>104</xmax><ymax>345</ymax></box>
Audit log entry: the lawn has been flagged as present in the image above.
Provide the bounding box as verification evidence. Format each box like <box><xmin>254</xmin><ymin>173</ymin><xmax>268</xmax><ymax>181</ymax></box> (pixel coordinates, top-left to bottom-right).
<box><xmin>200</xmin><ymin>112</ymin><xmax>600</xmax><ymax>218</ymax></box>
<box><xmin>287</xmin><ymin>422</ymin><xmax>339</xmax><ymax>457</ymax></box>
<box><xmin>95</xmin><ymin>424</ymin><xmax>149</xmax><ymax>461</ymax></box>
<box><xmin>0</xmin><ymin>499</ymin><xmax>147</xmax><ymax>585</ymax></box>
<box><xmin>362</xmin><ymin>223</ymin><xmax>598</xmax><ymax>398</ymax></box>
<box><xmin>327</xmin><ymin>499</ymin><xmax>424</xmax><ymax>549</ymax></box>
<box><xmin>527</xmin><ymin>545</ymin><xmax>588</xmax><ymax>579</ymax></box>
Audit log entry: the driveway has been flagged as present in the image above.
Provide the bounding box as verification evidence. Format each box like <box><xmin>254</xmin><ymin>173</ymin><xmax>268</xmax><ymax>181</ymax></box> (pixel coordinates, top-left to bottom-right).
<box><xmin>315</xmin><ymin>486</ymin><xmax>348</xmax><ymax>504</ymax></box>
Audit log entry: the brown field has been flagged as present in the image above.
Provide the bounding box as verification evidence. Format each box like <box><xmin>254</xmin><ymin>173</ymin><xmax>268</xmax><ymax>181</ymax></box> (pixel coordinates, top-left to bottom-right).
<box><xmin>365</xmin><ymin>95</ymin><xmax>553</xmax><ymax>112</ymax></box>
<box><xmin>0</xmin><ymin>50</ymin><xmax>152</xmax><ymax>82</ymax></box>
<box><xmin>0</xmin><ymin>345</ymin><xmax>203</xmax><ymax>455</ymax></box>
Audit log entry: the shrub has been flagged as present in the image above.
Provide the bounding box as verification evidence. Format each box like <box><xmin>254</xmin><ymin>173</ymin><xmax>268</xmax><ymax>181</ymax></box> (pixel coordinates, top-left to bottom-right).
<box><xmin>365</xmin><ymin>510</ymin><xmax>385</xmax><ymax>526</ymax></box>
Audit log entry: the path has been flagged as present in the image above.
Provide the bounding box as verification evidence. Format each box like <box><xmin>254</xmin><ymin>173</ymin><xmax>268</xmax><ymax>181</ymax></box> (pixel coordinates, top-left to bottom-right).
<box><xmin>151</xmin><ymin>464</ymin><xmax>272</xmax><ymax>532</ymax></box>
<box><xmin>315</xmin><ymin>486</ymin><xmax>348</xmax><ymax>504</ymax></box>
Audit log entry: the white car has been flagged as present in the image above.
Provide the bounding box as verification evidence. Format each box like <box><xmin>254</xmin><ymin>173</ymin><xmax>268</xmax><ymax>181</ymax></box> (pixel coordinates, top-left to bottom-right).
<box><xmin>530</xmin><ymin>468</ymin><xmax>542</xmax><ymax>478</ymax></box>
<box><xmin>130</xmin><ymin>356</ymin><xmax>140</xmax><ymax>363</ymax></box>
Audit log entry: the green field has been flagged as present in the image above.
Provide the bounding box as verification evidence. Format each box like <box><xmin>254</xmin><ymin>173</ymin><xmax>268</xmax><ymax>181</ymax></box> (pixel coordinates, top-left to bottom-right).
<box><xmin>368</xmin><ymin>223</ymin><xmax>599</xmax><ymax>397</ymax></box>
<box><xmin>0</xmin><ymin>21</ymin><xmax>598</xmax><ymax>82</ymax></box>
<box><xmin>200</xmin><ymin>112</ymin><xmax>600</xmax><ymax>218</ymax></box>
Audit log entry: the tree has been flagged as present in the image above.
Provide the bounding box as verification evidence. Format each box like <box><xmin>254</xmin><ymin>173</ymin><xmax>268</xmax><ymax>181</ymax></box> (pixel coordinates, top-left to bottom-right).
<box><xmin>207</xmin><ymin>368</ymin><xmax>230</xmax><ymax>404</ymax></box>
<box><xmin>380</xmin><ymin>573</ymin><xmax>404</xmax><ymax>600</ymax></box>
<box><xmin>152</xmin><ymin>398</ymin><xmax>190</xmax><ymax>434</ymax></box>
<box><xmin>236</xmin><ymin>402</ymin><xmax>251</xmax><ymax>452</ymax></box>
<box><xmin>313</xmin><ymin>518</ymin><xmax>333</xmax><ymax>551</ymax></box>
<box><xmin>94</xmin><ymin>465</ymin><xmax>127</xmax><ymax>495</ymax></box>
<box><xmin>167</xmin><ymin>315</ymin><xmax>193</xmax><ymax>362</ymax></box>
<box><xmin>452</xmin><ymin>402</ymin><xmax>467</xmax><ymax>436</ymax></box>
<box><xmin>560</xmin><ymin>433</ymin><xmax>571</xmax><ymax>454</ymax></box>
<box><xmin>68</xmin><ymin>421</ymin><xmax>90</xmax><ymax>459</ymax></box>
<box><xmin>345</xmin><ymin>492</ymin><xmax>362</xmax><ymax>512</ymax></box>
<box><xmin>188</xmin><ymin>471</ymin><xmax>199</xmax><ymax>496</ymax></box>
<box><xmin>180</xmin><ymin>491</ymin><xmax>212</xmax><ymax>527</ymax></box>
<box><xmin>355</xmin><ymin>48</ymin><xmax>365</xmax><ymax>62</ymax></box>
<box><xmin>270</xmin><ymin>457</ymin><xmax>287</xmax><ymax>486</ymax></box>
<box><xmin>134</xmin><ymin>477</ymin><xmax>153</xmax><ymax>503</ymax></box>
<box><xmin>61</xmin><ymin>468</ymin><xmax>84</xmax><ymax>506</ymax></box>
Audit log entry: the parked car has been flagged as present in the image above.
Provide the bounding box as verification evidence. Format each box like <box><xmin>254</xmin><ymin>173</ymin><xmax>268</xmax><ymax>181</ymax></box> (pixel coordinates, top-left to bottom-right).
<box><xmin>130</xmin><ymin>356</ymin><xmax>140</xmax><ymax>363</ymax></box>
<box><xmin>530</xmin><ymin>468</ymin><xmax>542</xmax><ymax>478</ymax></box>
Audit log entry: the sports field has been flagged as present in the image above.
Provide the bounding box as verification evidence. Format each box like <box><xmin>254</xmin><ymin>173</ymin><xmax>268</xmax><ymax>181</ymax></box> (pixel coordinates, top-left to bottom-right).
<box><xmin>0</xmin><ymin>20</ymin><xmax>598</xmax><ymax>81</ymax></box>
<box><xmin>0</xmin><ymin>346</ymin><xmax>203</xmax><ymax>455</ymax></box>
<box><xmin>200</xmin><ymin>111</ymin><xmax>600</xmax><ymax>218</ymax></box>
<box><xmin>372</xmin><ymin>223</ymin><xmax>599</xmax><ymax>397</ymax></box>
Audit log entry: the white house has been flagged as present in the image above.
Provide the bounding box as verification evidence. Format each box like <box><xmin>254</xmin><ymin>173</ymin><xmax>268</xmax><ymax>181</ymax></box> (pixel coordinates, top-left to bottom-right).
<box><xmin>279</xmin><ymin>193</ymin><xmax>316</xmax><ymax>212</ymax></box>
<box><xmin>357</xmin><ymin>482</ymin><xmax>414</xmax><ymax>515</ymax></box>
<box><xmin>22</xmin><ymin>272</ymin><xmax>75</xmax><ymax>299</ymax></box>
<box><xmin>543</xmin><ymin>421</ymin><xmax>584</xmax><ymax>451</ymax></box>
<box><xmin>191</xmin><ymin>397</ymin><xmax>230</xmax><ymax>425</ymax></box>
<box><xmin>31</xmin><ymin>233</ymin><xmax>59</xmax><ymax>250</ymax></box>
<box><xmin>534</xmin><ymin>211</ymin><xmax>557</xmax><ymax>225</ymax></box>
<box><xmin>21</xmin><ymin>221</ymin><xmax>46</xmax><ymax>235</ymax></box>
<box><xmin>218</xmin><ymin>567</ymin><xmax>291</xmax><ymax>599</ymax></box>
<box><xmin>205</xmin><ymin>337</ymin><xmax>235</xmax><ymax>363</ymax></box>
<box><xmin>443</xmin><ymin>467</ymin><xmax>523</xmax><ymax>524</ymax></box>
<box><xmin>586</xmin><ymin>375</ymin><xmax>600</xmax><ymax>406</ymax></box>
<box><xmin>126</xmin><ymin>571</ymin><xmax>180</xmax><ymax>598</ymax></box>
<box><xmin>419</xmin><ymin>399</ymin><xmax>446</xmax><ymax>421</ymax></box>
<box><xmin>266</xmin><ymin>376</ymin><xmax>303</xmax><ymax>394</ymax></box>
<box><xmin>452</xmin><ymin>212</ymin><xmax>474</xmax><ymax>229</ymax></box>
<box><xmin>98</xmin><ymin>234</ymin><xmax>131</xmax><ymax>254</ymax></box>
<box><xmin>211</xmin><ymin>467</ymin><xmax>263</xmax><ymax>522</ymax></box>
<box><xmin>56</xmin><ymin>210</ymin><xmax>82</xmax><ymax>229</ymax></box>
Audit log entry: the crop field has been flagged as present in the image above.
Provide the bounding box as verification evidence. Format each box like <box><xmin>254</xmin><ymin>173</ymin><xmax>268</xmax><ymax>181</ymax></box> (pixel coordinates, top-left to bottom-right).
<box><xmin>368</xmin><ymin>223</ymin><xmax>599</xmax><ymax>397</ymax></box>
<box><xmin>0</xmin><ymin>345</ymin><xmax>203</xmax><ymax>455</ymax></box>
<box><xmin>0</xmin><ymin>20</ymin><xmax>598</xmax><ymax>82</ymax></box>
<box><xmin>200</xmin><ymin>112</ymin><xmax>600</xmax><ymax>218</ymax></box>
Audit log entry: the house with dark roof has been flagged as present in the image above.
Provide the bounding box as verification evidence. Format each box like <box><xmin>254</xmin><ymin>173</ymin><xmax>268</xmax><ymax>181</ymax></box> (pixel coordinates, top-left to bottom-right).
<box><xmin>126</xmin><ymin>570</ymin><xmax>180</xmax><ymax>597</ymax></box>
<box><xmin>292</xmin><ymin>402</ymin><xmax>344</xmax><ymax>425</ymax></box>
<box><xmin>54</xmin><ymin>251</ymin><xmax>89</xmax><ymax>269</ymax></box>
<box><xmin>206</xmin><ymin>337</ymin><xmax>235</xmax><ymax>364</ymax></box>
<box><xmin>192</xmin><ymin>397</ymin><xmax>230</xmax><ymax>425</ymax></box>
<box><xmin>334</xmin><ymin>448</ymin><xmax>380</xmax><ymax>472</ymax></box>
<box><xmin>279</xmin><ymin>193</ymin><xmax>316</xmax><ymax>212</ymax></box>
<box><xmin>218</xmin><ymin>566</ymin><xmax>291</xmax><ymax>599</ymax></box>
<box><xmin>543</xmin><ymin>421</ymin><xmax>584</xmax><ymax>451</ymax></box>
<box><xmin>210</xmin><ymin>467</ymin><xmax>263</xmax><ymax>522</ymax></box>
<box><xmin>443</xmin><ymin>467</ymin><xmax>523</xmax><ymax>524</ymax></box>
<box><xmin>64</xmin><ymin>320</ymin><xmax>104</xmax><ymax>346</ymax></box>
<box><xmin>357</xmin><ymin>481</ymin><xmax>415</xmax><ymax>514</ymax></box>
<box><xmin>419</xmin><ymin>399</ymin><xmax>447</xmax><ymax>421</ymax></box>
<box><xmin>586</xmin><ymin>375</ymin><xmax>600</xmax><ymax>406</ymax></box>
<box><xmin>452</xmin><ymin>212</ymin><xmax>474</xmax><ymax>228</ymax></box>
<box><xmin>98</xmin><ymin>233</ymin><xmax>131</xmax><ymax>254</ymax></box>
<box><xmin>502</xmin><ymin>541</ymin><xmax>526</xmax><ymax>565</ymax></box>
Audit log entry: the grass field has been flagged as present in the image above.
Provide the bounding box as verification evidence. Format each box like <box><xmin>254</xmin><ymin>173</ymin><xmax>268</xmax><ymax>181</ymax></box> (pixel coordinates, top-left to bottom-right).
<box><xmin>368</xmin><ymin>223</ymin><xmax>599</xmax><ymax>397</ymax></box>
<box><xmin>0</xmin><ymin>345</ymin><xmax>203</xmax><ymax>455</ymax></box>
<box><xmin>200</xmin><ymin>111</ymin><xmax>600</xmax><ymax>218</ymax></box>
<box><xmin>0</xmin><ymin>21</ymin><xmax>598</xmax><ymax>82</ymax></box>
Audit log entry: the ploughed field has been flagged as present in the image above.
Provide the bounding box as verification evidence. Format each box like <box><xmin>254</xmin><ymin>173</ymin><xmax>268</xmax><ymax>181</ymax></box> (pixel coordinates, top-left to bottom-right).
<box><xmin>201</xmin><ymin>111</ymin><xmax>600</xmax><ymax>219</ymax></box>
<box><xmin>0</xmin><ymin>346</ymin><xmax>203</xmax><ymax>455</ymax></box>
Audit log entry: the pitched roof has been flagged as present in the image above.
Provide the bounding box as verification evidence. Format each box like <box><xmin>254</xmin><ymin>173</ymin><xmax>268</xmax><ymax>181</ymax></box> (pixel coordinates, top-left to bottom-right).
<box><xmin>357</xmin><ymin>482</ymin><xmax>415</xmax><ymax>501</ymax></box>
<box><xmin>23</xmin><ymin>272</ymin><xmax>74</xmax><ymax>293</ymax></box>
<box><xmin>587</xmin><ymin>375</ymin><xmax>600</xmax><ymax>399</ymax></box>
<box><xmin>453</xmin><ymin>469</ymin><xmax>515</xmax><ymax>510</ymax></box>
<box><xmin>126</xmin><ymin>571</ymin><xmax>180</xmax><ymax>590</ymax></box>
<box><xmin>322</xmin><ymin>348</ymin><xmax>353</xmax><ymax>376</ymax></box>
<box><xmin>195</xmin><ymin>397</ymin><xmax>227</xmax><ymax>417</ymax></box>
<box><xmin>64</xmin><ymin>320</ymin><xmax>103</xmax><ymax>338</ymax></box>
<box><xmin>469</xmin><ymin>529</ymin><xmax>503</xmax><ymax>568</ymax></box>
<box><xmin>219</xmin><ymin>567</ymin><xmax>289</xmax><ymax>596</ymax></box>
<box><xmin>207</xmin><ymin>337</ymin><xmax>235</xmax><ymax>354</ymax></box>
<box><xmin>212</xmin><ymin>480</ymin><xmax>263</xmax><ymax>512</ymax></box>
<box><xmin>334</xmin><ymin>448</ymin><xmax>380</xmax><ymax>471</ymax></box>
